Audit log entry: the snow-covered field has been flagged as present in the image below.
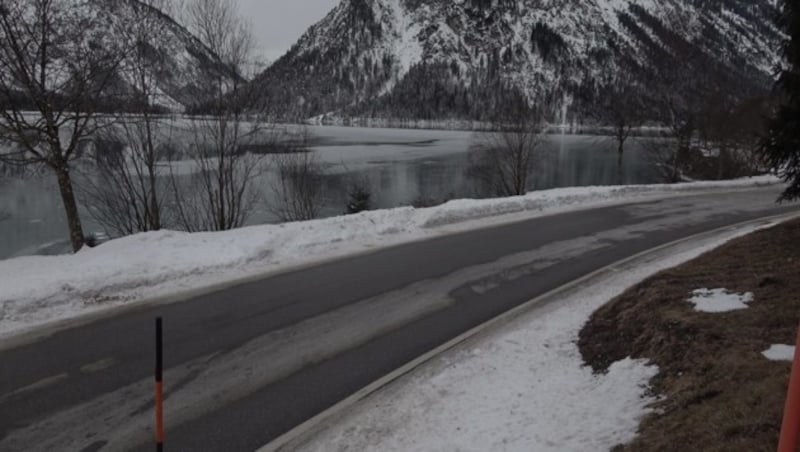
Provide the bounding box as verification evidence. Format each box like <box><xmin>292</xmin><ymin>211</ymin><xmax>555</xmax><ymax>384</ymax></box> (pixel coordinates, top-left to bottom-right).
<box><xmin>0</xmin><ymin>176</ymin><xmax>779</xmax><ymax>340</ymax></box>
<box><xmin>280</xmin><ymin>214</ymin><xmax>781</xmax><ymax>452</ymax></box>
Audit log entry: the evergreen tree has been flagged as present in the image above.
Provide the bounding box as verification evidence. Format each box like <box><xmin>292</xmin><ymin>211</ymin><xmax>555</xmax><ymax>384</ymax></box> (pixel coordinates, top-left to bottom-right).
<box><xmin>761</xmin><ymin>0</ymin><xmax>800</xmax><ymax>201</ymax></box>
<box><xmin>346</xmin><ymin>184</ymin><xmax>371</xmax><ymax>214</ymax></box>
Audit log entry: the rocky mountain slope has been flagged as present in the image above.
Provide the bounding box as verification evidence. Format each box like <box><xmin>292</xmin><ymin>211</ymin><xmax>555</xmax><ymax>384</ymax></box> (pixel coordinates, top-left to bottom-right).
<box><xmin>0</xmin><ymin>0</ymin><xmax>236</xmax><ymax>112</ymax></box>
<box><xmin>251</xmin><ymin>0</ymin><xmax>783</xmax><ymax>122</ymax></box>
<box><xmin>98</xmin><ymin>0</ymin><xmax>239</xmax><ymax>111</ymax></box>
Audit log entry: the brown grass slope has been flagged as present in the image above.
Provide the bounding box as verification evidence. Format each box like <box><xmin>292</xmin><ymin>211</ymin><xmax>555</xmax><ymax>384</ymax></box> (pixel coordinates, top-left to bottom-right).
<box><xmin>579</xmin><ymin>219</ymin><xmax>800</xmax><ymax>452</ymax></box>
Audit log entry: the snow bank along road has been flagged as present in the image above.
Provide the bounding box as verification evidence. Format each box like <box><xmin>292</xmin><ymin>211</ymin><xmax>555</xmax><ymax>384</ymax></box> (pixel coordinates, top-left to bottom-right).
<box><xmin>0</xmin><ymin>186</ymin><xmax>797</xmax><ymax>451</ymax></box>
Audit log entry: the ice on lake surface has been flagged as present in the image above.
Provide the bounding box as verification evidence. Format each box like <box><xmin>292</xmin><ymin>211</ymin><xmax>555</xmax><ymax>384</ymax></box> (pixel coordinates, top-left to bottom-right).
<box><xmin>0</xmin><ymin>126</ymin><xmax>658</xmax><ymax>259</ymax></box>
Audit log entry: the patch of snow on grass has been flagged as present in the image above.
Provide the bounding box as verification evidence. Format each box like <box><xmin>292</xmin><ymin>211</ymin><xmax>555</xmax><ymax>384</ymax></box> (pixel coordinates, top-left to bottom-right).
<box><xmin>688</xmin><ymin>288</ymin><xmax>754</xmax><ymax>313</ymax></box>
<box><xmin>763</xmin><ymin>344</ymin><xmax>796</xmax><ymax>362</ymax></box>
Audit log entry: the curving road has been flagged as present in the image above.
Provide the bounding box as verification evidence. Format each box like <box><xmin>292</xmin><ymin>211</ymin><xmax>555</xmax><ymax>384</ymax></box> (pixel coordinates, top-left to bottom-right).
<box><xmin>0</xmin><ymin>186</ymin><xmax>797</xmax><ymax>451</ymax></box>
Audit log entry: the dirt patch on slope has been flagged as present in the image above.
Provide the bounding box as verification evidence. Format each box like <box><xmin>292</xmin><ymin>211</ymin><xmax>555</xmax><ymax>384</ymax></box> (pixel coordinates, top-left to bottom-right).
<box><xmin>579</xmin><ymin>218</ymin><xmax>800</xmax><ymax>452</ymax></box>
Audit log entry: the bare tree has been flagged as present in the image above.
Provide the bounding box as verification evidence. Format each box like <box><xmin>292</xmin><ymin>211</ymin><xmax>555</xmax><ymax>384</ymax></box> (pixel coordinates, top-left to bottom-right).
<box><xmin>595</xmin><ymin>79</ymin><xmax>646</xmax><ymax>181</ymax></box>
<box><xmin>171</xmin><ymin>0</ymin><xmax>267</xmax><ymax>232</ymax></box>
<box><xmin>646</xmin><ymin>96</ymin><xmax>698</xmax><ymax>183</ymax></box>
<box><xmin>268</xmin><ymin>128</ymin><xmax>325</xmax><ymax>222</ymax></box>
<box><xmin>183</xmin><ymin>0</ymin><xmax>252</xmax><ymax>98</ymax></box>
<box><xmin>698</xmin><ymin>89</ymin><xmax>766</xmax><ymax>180</ymax></box>
<box><xmin>0</xmin><ymin>0</ymin><xmax>126</xmax><ymax>251</ymax></box>
<box><xmin>79</xmin><ymin>124</ymin><xmax>177</xmax><ymax>235</ymax></box>
<box><xmin>79</xmin><ymin>0</ymin><xmax>176</xmax><ymax>235</ymax></box>
<box><xmin>648</xmin><ymin>85</ymin><xmax>765</xmax><ymax>183</ymax></box>
<box><xmin>467</xmin><ymin>106</ymin><xmax>546</xmax><ymax>197</ymax></box>
<box><xmin>171</xmin><ymin>125</ymin><xmax>270</xmax><ymax>232</ymax></box>
<box><xmin>643</xmin><ymin>44</ymin><xmax>766</xmax><ymax>183</ymax></box>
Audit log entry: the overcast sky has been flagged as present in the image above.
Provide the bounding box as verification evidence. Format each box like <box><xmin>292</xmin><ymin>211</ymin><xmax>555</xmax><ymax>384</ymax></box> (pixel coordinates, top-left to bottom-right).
<box><xmin>234</xmin><ymin>0</ymin><xmax>340</xmax><ymax>62</ymax></box>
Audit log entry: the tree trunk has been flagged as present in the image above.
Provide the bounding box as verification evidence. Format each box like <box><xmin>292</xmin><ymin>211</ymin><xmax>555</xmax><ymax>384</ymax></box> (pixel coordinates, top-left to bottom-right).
<box><xmin>617</xmin><ymin>139</ymin><xmax>625</xmax><ymax>185</ymax></box>
<box><xmin>144</xmin><ymin>112</ymin><xmax>161</xmax><ymax>231</ymax></box>
<box><xmin>55</xmin><ymin>165</ymin><xmax>85</xmax><ymax>252</ymax></box>
<box><xmin>671</xmin><ymin>146</ymin><xmax>681</xmax><ymax>183</ymax></box>
<box><xmin>717</xmin><ymin>146</ymin><xmax>727</xmax><ymax>180</ymax></box>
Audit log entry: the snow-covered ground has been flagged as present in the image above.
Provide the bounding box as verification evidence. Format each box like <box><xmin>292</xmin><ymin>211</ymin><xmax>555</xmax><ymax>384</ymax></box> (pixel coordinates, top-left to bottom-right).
<box><xmin>277</xmin><ymin>215</ymin><xmax>781</xmax><ymax>452</ymax></box>
<box><xmin>0</xmin><ymin>176</ymin><xmax>780</xmax><ymax>340</ymax></box>
<box><xmin>687</xmin><ymin>288</ymin><xmax>754</xmax><ymax>313</ymax></box>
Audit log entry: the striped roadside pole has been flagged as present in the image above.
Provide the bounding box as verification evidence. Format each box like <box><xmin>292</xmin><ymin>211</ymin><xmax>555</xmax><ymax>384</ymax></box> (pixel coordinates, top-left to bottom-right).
<box><xmin>778</xmin><ymin>322</ymin><xmax>800</xmax><ymax>452</ymax></box>
<box><xmin>155</xmin><ymin>317</ymin><xmax>164</xmax><ymax>452</ymax></box>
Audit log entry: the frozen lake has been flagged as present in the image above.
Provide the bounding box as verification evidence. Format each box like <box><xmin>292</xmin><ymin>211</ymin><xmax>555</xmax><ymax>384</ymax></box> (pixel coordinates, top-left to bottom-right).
<box><xmin>0</xmin><ymin>126</ymin><xmax>658</xmax><ymax>259</ymax></box>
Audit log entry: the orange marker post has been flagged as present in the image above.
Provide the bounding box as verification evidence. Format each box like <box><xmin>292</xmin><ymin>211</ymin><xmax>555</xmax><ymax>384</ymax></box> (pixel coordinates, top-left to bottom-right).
<box><xmin>155</xmin><ymin>317</ymin><xmax>164</xmax><ymax>452</ymax></box>
<box><xmin>778</xmin><ymin>322</ymin><xmax>800</xmax><ymax>452</ymax></box>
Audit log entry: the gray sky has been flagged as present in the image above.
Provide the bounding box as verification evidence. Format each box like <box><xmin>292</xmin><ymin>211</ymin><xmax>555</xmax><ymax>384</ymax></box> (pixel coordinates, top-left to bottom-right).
<box><xmin>234</xmin><ymin>0</ymin><xmax>340</xmax><ymax>62</ymax></box>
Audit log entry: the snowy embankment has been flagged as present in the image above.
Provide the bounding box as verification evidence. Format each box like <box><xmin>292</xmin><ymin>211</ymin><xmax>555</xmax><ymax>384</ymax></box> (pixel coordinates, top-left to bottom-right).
<box><xmin>281</xmin><ymin>213</ymin><xmax>779</xmax><ymax>452</ymax></box>
<box><xmin>0</xmin><ymin>176</ymin><xmax>779</xmax><ymax>339</ymax></box>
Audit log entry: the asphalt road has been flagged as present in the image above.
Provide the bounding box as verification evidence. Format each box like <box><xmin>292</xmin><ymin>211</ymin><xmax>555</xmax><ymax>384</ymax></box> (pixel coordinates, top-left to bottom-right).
<box><xmin>0</xmin><ymin>186</ymin><xmax>796</xmax><ymax>451</ymax></box>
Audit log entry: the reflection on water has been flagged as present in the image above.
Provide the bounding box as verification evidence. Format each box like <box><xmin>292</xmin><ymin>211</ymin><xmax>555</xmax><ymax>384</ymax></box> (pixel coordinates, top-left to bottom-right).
<box><xmin>0</xmin><ymin>128</ymin><xmax>658</xmax><ymax>259</ymax></box>
<box><xmin>0</xmin><ymin>177</ymin><xmax>90</xmax><ymax>257</ymax></box>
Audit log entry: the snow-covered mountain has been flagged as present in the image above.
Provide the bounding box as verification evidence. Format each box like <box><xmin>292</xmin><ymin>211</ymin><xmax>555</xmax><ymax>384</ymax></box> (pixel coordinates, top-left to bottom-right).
<box><xmin>252</xmin><ymin>0</ymin><xmax>783</xmax><ymax>122</ymax></box>
<box><xmin>103</xmin><ymin>0</ymin><xmax>242</xmax><ymax>111</ymax></box>
<box><xmin>52</xmin><ymin>0</ymin><xmax>237</xmax><ymax>112</ymax></box>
